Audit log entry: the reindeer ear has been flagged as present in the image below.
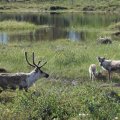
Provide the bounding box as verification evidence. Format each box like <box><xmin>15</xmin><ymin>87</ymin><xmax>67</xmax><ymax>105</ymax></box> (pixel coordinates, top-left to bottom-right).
<box><xmin>97</xmin><ymin>56</ymin><xmax>105</xmax><ymax>61</ymax></box>
<box><xmin>103</xmin><ymin>57</ymin><xmax>105</xmax><ymax>61</ymax></box>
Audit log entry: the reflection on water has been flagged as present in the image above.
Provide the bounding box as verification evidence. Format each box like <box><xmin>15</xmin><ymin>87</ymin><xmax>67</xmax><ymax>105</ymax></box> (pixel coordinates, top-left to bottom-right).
<box><xmin>0</xmin><ymin>12</ymin><xmax>120</xmax><ymax>44</ymax></box>
<box><xmin>0</xmin><ymin>32</ymin><xmax>8</xmax><ymax>44</ymax></box>
<box><xmin>68</xmin><ymin>31</ymin><xmax>86</xmax><ymax>41</ymax></box>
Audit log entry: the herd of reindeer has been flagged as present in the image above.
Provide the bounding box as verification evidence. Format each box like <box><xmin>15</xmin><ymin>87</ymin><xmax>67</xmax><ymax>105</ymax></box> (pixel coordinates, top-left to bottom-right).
<box><xmin>0</xmin><ymin>52</ymin><xmax>120</xmax><ymax>92</ymax></box>
<box><xmin>89</xmin><ymin>57</ymin><xmax>120</xmax><ymax>81</ymax></box>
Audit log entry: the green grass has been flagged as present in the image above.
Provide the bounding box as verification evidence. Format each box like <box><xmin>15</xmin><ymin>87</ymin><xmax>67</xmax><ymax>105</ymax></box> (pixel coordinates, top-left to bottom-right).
<box><xmin>0</xmin><ymin>20</ymin><xmax>48</xmax><ymax>32</ymax></box>
<box><xmin>1</xmin><ymin>81</ymin><xmax>119</xmax><ymax>120</ymax></box>
<box><xmin>0</xmin><ymin>39</ymin><xmax>120</xmax><ymax>119</ymax></box>
<box><xmin>108</xmin><ymin>22</ymin><xmax>120</xmax><ymax>30</ymax></box>
<box><xmin>0</xmin><ymin>20</ymin><xmax>50</xmax><ymax>35</ymax></box>
<box><xmin>0</xmin><ymin>20</ymin><xmax>37</xmax><ymax>30</ymax></box>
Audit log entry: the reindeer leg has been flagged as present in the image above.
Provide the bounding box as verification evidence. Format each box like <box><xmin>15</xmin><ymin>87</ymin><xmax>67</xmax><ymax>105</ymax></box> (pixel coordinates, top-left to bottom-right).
<box><xmin>25</xmin><ymin>89</ymin><xmax>28</xmax><ymax>92</ymax></box>
<box><xmin>24</xmin><ymin>87</ymin><xmax>28</xmax><ymax>92</ymax></box>
<box><xmin>0</xmin><ymin>89</ymin><xmax>3</xmax><ymax>93</ymax></box>
<box><xmin>108</xmin><ymin>71</ymin><xmax>111</xmax><ymax>81</ymax></box>
<box><xmin>90</xmin><ymin>73</ymin><xmax>92</xmax><ymax>80</ymax></box>
<box><xmin>19</xmin><ymin>86</ymin><xmax>23</xmax><ymax>90</ymax></box>
<box><xmin>92</xmin><ymin>74</ymin><xmax>94</xmax><ymax>81</ymax></box>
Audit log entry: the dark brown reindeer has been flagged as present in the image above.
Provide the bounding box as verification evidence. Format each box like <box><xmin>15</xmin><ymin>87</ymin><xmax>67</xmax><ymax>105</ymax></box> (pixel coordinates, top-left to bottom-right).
<box><xmin>97</xmin><ymin>56</ymin><xmax>120</xmax><ymax>80</ymax></box>
<box><xmin>0</xmin><ymin>52</ymin><xmax>49</xmax><ymax>92</ymax></box>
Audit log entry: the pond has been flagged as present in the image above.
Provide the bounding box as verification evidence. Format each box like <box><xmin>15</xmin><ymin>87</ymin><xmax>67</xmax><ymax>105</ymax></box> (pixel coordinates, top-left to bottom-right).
<box><xmin>0</xmin><ymin>12</ymin><xmax>120</xmax><ymax>44</ymax></box>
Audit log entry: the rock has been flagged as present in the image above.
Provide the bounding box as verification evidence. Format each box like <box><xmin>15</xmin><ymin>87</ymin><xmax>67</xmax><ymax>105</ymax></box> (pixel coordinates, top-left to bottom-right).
<box><xmin>97</xmin><ymin>37</ymin><xmax>112</xmax><ymax>44</ymax></box>
<box><xmin>106</xmin><ymin>91</ymin><xmax>120</xmax><ymax>102</ymax></box>
<box><xmin>113</xmin><ymin>31</ymin><xmax>120</xmax><ymax>36</ymax></box>
<box><xmin>50</xmin><ymin>6</ymin><xmax>67</xmax><ymax>11</ymax></box>
<box><xmin>0</xmin><ymin>68</ymin><xmax>8</xmax><ymax>73</ymax></box>
<box><xmin>83</xmin><ymin>6</ymin><xmax>95</xmax><ymax>11</ymax></box>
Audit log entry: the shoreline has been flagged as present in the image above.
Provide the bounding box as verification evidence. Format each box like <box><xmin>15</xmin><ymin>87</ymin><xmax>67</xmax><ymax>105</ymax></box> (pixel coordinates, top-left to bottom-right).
<box><xmin>0</xmin><ymin>2</ymin><xmax>120</xmax><ymax>14</ymax></box>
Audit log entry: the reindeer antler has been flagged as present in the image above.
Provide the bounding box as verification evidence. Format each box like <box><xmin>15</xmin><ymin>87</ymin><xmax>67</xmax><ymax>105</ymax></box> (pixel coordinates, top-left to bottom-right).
<box><xmin>39</xmin><ymin>61</ymin><xmax>47</xmax><ymax>68</ymax></box>
<box><xmin>25</xmin><ymin>52</ymin><xmax>47</xmax><ymax>68</ymax></box>
<box><xmin>37</xmin><ymin>61</ymin><xmax>41</xmax><ymax>66</ymax></box>
<box><xmin>25</xmin><ymin>52</ymin><xmax>35</xmax><ymax>67</ymax></box>
<box><xmin>32</xmin><ymin>52</ymin><xmax>40</xmax><ymax>67</ymax></box>
<box><xmin>32</xmin><ymin>52</ymin><xmax>47</xmax><ymax>68</ymax></box>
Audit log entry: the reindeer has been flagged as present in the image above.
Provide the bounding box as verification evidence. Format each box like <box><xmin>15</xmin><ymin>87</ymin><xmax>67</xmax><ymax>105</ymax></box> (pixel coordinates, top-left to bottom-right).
<box><xmin>89</xmin><ymin>64</ymin><xmax>107</xmax><ymax>81</ymax></box>
<box><xmin>97</xmin><ymin>56</ymin><xmax>120</xmax><ymax>80</ymax></box>
<box><xmin>89</xmin><ymin>64</ymin><xmax>97</xmax><ymax>81</ymax></box>
<box><xmin>0</xmin><ymin>52</ymin><xmax>49</xmax><ymax>92</ymax></box>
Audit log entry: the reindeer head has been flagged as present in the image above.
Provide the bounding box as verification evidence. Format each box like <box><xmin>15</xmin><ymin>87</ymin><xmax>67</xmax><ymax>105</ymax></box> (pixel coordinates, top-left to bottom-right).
<box><xmin>97</xmin><ymin>56</ymin><xmax>106</xmax><ymax>66</ymax></box>
<box><xmin>25</xmin><ymin>52</ymin><xmax>49</xmax><ymax>78</ymax></box>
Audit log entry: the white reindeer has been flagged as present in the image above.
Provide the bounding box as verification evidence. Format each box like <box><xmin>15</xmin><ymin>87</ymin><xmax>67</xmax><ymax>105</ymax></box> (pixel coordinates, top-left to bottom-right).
<box><xmin>89</xmin><ymin>64</ymin><xmax>107</xmax><ymax>81</ymax></box>
<box><xmin>97</xmin><ymin>56</ymin><xmax>120</xmax><ymax>80</ymax></box>
<box><xmin>0</xmin><ymin>52</ymin><xmax>49</xmax><ymax>92</ymax></box>
<box><xmin>89</xmin><ymin>64</ymin><xmax>97</xmax><ymax>81</ymax></box>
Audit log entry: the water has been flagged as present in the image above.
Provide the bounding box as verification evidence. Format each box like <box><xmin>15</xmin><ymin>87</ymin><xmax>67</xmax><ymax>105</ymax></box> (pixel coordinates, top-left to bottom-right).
<box><xmin>0</xmin><ymin>12</ymin><xmax>120</xmax><ymax>44</ymax></box>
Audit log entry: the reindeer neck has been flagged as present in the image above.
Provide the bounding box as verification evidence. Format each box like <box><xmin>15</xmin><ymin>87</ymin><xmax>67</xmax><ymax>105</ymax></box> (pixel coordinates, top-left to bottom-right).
<box><xmin>26</xmin><ymin>70</ymin><xmax>40</xmax><ymax>87</ymax></box>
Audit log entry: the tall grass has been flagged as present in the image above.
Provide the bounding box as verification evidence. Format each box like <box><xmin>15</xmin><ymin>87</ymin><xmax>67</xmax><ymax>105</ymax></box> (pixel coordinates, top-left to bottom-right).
<box><xmin>0</xmin><ymin>20</ymin><xmax>39</xmax><ymax>31</ymax></box>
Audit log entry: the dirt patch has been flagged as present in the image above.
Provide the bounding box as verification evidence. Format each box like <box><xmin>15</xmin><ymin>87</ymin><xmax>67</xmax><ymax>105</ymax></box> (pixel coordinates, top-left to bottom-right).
<box><xmin>112</xmin><ymin>31</ymin><xmax>120</xmax><ymax>36</ymax></box>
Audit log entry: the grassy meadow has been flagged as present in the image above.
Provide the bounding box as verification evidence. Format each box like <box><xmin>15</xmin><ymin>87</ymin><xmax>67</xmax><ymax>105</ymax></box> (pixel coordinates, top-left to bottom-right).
<box><xmin>0</xmin><ymin>38</ymin><xmax>120</xmax><ymax>119</ymax></box>
<box><xmin>0</xmin><ymin>7</ymin><xmax>120</xmax><ymax>119</ymax></box>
